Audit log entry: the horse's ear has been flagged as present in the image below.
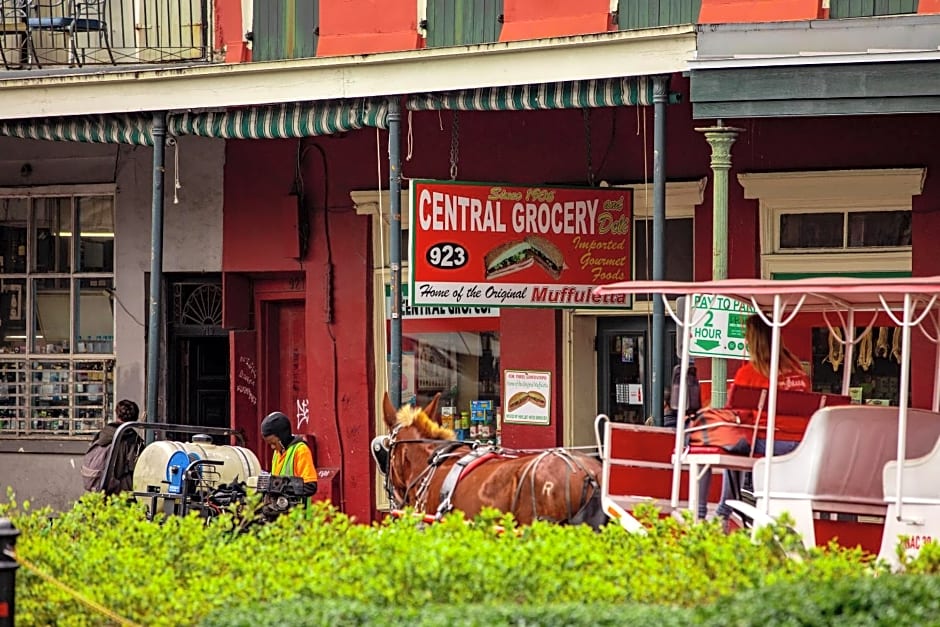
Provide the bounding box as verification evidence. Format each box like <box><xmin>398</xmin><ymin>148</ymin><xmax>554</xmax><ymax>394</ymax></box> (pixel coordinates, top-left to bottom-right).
<box><xmin>382</xmin><ymin>392</ymin><xmax>398</xmax><ymax>429</ymax></box>
<box><xmin>423</xmin><ymin>393</ymin><xmax>442</xmax><ymax>422</ymax></box>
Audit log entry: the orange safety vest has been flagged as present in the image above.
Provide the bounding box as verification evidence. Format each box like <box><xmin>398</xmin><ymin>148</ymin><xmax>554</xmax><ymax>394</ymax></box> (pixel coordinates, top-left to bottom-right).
<box><xmin>272</xmin><ymin>441</ymin><xmax>304</xmax><ymax>477</ymax></box>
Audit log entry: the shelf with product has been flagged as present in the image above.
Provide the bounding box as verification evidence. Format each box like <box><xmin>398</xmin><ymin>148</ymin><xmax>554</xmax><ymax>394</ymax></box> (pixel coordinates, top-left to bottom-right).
<box><xmin>0</xmin><ymin>357</ymin><xmax>114</xmax><ymax>436</ymax></box>
<box><xmin>0</xmin><ymin>359</ymin><xmax>26</xmax><ymax>431</ymax></box>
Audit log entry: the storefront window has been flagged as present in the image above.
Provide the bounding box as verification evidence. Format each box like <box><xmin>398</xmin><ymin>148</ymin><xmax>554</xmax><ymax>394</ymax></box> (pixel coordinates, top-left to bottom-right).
<box><xmin>0</xmin><ymin>189</ymin><xmax>115</xmax><ymax>437</ymax></box>
<box><xmin>811</xmin><ymin>327</ymin><xmax>901</xmax><ymax>405</ymax></box>
<box><xmin>633</xmin><ymin>218</ymin><xmax>693</xmax><ymax>300</ymax></box>
<box><xmin>400</xmin><ymin>331</ymin><xmax>500</xmax><ymax>416</ymax></box>
<box><xmin>779</xmin><ymin>210</ymin><xmax>911</xmax><ymax>251</ymax></box>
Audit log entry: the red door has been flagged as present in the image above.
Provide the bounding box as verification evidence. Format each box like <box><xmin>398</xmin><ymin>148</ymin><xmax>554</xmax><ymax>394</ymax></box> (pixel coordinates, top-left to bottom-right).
<box><xmin>263</xmin><ymin>300</ymin><xmax>309</xmax><ymax>455</ymax></box>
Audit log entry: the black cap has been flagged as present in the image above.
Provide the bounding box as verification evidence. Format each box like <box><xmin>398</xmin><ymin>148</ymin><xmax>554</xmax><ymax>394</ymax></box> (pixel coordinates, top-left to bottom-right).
<box><xmin>261</xmin><ymin>411</ymin><xmax>292</xmax><ymax>448</ymax></box>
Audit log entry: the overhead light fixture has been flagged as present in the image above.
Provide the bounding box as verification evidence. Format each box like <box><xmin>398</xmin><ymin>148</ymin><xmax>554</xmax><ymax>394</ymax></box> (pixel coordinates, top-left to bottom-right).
<box><xmin>57</xmin><ymin>232</ymin><xmax>115</xmax><ymax>238</ymax></box>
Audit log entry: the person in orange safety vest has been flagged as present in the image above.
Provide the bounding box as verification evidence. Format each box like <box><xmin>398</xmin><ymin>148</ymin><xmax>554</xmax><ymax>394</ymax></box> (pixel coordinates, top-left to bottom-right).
<box><xmin>260</xmin><ymin>411</ymin><xmax>318</xmax><ymax>498</ymax></box>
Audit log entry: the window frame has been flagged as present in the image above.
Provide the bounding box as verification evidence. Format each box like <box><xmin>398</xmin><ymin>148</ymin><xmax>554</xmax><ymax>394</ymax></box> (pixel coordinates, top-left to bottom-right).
<box><xmin>600</xmin><ymin>178</ymin><xmax>704</xmax><ymax>312</ymax></box>
<box><xmin>738</xmin><ymin>169</ymin><xmax>923</xmax><ymax>279</ymax></box>
<box><xmin>0</xmin><ymin>184</ymin><xmax>116</xmax><ymax>439</ymax></box>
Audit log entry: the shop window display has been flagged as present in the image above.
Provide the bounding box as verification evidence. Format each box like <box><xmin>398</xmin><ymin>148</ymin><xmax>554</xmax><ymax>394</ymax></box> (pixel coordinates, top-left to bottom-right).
<box><xmin>812</xmin><ymin>327</ymin><xmax>901</xmax><ymax>406</ymax></box>
<box><xmin>400</xmin><ymin>331</ymin><xmax>500</xmax><ymax>418</ymax></box>
<box><xmin>0</xmin><ymin>191</ymin><xmax>115</xmax><ymax>438</ymax></box>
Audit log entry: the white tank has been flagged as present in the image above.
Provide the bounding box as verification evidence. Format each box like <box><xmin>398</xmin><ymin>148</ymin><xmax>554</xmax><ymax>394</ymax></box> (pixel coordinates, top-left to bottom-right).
<box><xmin>133</xmin><ymin>435</ymin><xmax>262</xmax><ymax>496</ymax></box>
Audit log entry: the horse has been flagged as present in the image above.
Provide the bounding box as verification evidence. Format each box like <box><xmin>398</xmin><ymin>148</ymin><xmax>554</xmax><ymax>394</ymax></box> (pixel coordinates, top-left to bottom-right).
<box><xmin>372</xmin><ymin>392</ymin><xmax>607</xmax><ymax>529</ymax></box>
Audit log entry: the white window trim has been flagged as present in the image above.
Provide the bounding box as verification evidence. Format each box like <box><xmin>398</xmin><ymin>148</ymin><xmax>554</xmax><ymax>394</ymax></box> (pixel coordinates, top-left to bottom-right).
<box><xmin>352</xmin><ymin>189</ymin><xmax>409</xmax><ymax>271</ymax></box>
<box><xmin>417</xmin><ymin>0</ymin><xmax>428</xmax><ymax>37</ymax></box>
<box><xmin>620</xmin><ymin>178</ymin><xmax>704</xmax><ymax>220</ymax></box>
<box><xmin>0</xmin><ymin>183</ymin><xmax>116</xmax><ymax>198</ymax></box>
<box><xmin>738</xmin><ymin>169</ymin><xmax>924</xmax><ymax>279</ymax></box>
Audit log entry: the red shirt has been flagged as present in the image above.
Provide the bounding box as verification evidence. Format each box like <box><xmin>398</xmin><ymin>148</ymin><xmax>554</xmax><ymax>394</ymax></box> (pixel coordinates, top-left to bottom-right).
<box><xmin>732</xmin><ymin>362</ymin><xmax>810</xmax><ymax>392</ymax></box>
<box><xmin>731</xmin><ymin>362</ymin><xmax>811</xmax><ymax>441</ymax></box>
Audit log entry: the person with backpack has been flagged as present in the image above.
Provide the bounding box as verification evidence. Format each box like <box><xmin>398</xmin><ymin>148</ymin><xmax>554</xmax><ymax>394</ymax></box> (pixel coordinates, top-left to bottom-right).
<box><xmin>662</xmin><ymin>389</ymin><xmax>679</xmax><ymax>429</ymax></box>
<box><xmin>671</xmin><ymin>360</ymin><xmax>702</xmax><ymax>420</ymax></box>
<box><xmin>82</xmin><ymin>399</ymin><xmax>144</xmax><ymax>495</ymax></box>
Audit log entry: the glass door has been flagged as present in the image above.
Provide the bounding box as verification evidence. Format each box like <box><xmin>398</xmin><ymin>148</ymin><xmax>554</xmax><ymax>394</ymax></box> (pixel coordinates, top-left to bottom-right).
<box><xmin>598</xmin><ymin>323</ymin><xmax>647</xmax><ymax>424</ymax></box>
<box><xmin>597</xmin><ymin>317</ymin><xmax>680</xmax><ymax>425</ymax></box>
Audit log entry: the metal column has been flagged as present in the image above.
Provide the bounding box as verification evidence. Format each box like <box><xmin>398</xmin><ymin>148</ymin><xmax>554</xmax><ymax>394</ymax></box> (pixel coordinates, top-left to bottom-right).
<box><xmin>650</xmin><ymin>75</ymin><xmax>669</xmax><ymax>426</ymax></box>
<box><xmin>697</xmin><ymin>121</ymin><xmax>743</xmax><ymax>408</ymax></box>
<box><xmin>387</xmin><ymin>98</ymin><xmax>403</xmax><ymax>409</ymax></box>
<box><xmin>146</xmin><ymin>112</ymin><xmax>167</xmax><ymax>424</ymax></box>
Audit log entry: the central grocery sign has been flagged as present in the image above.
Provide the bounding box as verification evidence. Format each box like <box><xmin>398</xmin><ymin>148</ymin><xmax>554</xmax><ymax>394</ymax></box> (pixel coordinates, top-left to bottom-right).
<box><xmin>408</xmin><ymin>180</ymin><xmax>633</xmax><ymax>308</ymax></box>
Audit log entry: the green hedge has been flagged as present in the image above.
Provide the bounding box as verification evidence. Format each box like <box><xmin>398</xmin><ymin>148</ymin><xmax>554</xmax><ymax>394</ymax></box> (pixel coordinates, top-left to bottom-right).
<box><xmin>202</xmin><ymin>576</ymin><xmax>940</xmax><ymax>627</ymax></box>
<box><xmin>202</xmin><ymin>600</ymin><xmax>694</xmax><ymax>627</ymax></box>
<box><xmin>0</xmin><ymin>493</ymin><xmax>924</xmax><ymax>626</ymax></box>
<box><xmin>697</xmin><ymin>575</ymin><xmax>940</xmax><ymax>627</ymax></box>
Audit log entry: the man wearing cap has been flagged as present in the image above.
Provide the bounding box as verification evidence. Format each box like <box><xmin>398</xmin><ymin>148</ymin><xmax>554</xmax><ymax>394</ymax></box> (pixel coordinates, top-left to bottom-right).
<box><xmin>260</xmin><ymin>411</ymin><xmax>318</xmax><ymax>497</ymax></box>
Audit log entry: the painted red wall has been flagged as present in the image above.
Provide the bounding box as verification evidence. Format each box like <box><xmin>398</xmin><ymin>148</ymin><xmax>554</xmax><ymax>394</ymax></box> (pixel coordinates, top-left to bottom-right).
<box><xmin>223</xmin><ymin>74</ymin><xmax>940</xmax><ymax>520</ymax></box>
<box><xmin>919</xmin><ymin>0</ymin><xmax>940</xmax><ymax>12</ymax></box>
<box><xmin>499</xmin><ymin>309</ymin><xmax>563</xmax><ymax>448</ymax></box>
<box><xmin>499</xmin><ymin>0</ymin><xmax>612</xmax><ymax>42</ymax></box>
<box><xmin>223</xmin><ymin>139</ymin><xmax>301</xmax><ymax>271</ymax></box>
<box><xmin>303</xmin><ymin>206</ymin><xmax>374</xmax><ymax>515</ymax></box>
<box><xmin>699</xmin><ymin>0</ymin><xmax>823</xmax><ymax>23</ymax></box>
<box><xmin>318</xmin><ymin>0</ymin><xmax>422</xmax><ymax>56</ymax></box>
<box><xmin>224</xmin><ymin>136</ymin><xmax>376</xmax><ymax>519</ymax></box>
<box><xmin>214</xmin><ymin>0</ymin><xmax>250</xmax><ymax>62</ymax></box>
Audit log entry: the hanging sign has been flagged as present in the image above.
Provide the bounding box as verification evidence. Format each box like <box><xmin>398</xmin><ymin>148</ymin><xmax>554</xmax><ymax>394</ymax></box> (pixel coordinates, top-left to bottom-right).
<box><xmin>409</xmin><ymin>180</ymin><xmax>632</xmax><ymax>309</ymax></box>
<box><xmin>688</xmin><ymin>294</ymin><xmax>755</xmax><ymax>360</ymax></box>
<box><xmin>503</xmin><ymin>369</ymin><xmax>551</xmax><ymax>425</ymax></box>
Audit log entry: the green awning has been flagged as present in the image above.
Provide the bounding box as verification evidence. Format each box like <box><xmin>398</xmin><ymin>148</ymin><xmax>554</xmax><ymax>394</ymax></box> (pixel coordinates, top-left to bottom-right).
<box><xmin>0</xmin><ymin>114</ymin><xmax>155</xmax><ymax>145</ymax></box>
<box><xmin>406</xmin><ymin>77</ymin><xmax>653</xmax><ymax>111</ymax></box>
<box><xmin>174</xmin><ymin>99</ymin><xmax>389</xmax><ymax>140</ymax></box>
<box><xmin>0</xmin><ymin>98</ymin><xmax>389</xmax><ymax>145</ymax></box>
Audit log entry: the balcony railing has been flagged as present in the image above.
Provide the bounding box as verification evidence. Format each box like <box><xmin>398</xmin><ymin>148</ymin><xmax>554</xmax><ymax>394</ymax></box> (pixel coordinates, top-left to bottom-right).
<box><xmin>0</xmin><ymin>0</ymin><xmax>209</xmax><ymax>70</ymax></box>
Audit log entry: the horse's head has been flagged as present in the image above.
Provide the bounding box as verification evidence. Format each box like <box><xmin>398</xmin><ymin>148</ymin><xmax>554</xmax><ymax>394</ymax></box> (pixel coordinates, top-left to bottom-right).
<box><xmin>372</xmin><ymin>392</ymin><xmax>455</xmax><ymax>509</ymax></box>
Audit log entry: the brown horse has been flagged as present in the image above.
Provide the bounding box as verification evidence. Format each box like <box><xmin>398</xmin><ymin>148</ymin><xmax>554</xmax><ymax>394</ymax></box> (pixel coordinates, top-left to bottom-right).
<box><xmin>373</xmin><ymin>392</ymin><xmax>607</xmax><ymax>528</ymax></box>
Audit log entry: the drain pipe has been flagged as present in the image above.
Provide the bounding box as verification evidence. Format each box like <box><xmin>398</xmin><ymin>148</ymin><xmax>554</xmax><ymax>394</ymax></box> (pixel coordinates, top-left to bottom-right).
<box><xmin>146</xmin><ymin>111</ymin><xmax>167</xmax><ymax>429</ymax></box>
<box><xmin>650</xmin><ymin>75</ymin><xmax>669</xmax><ymax>426</ymax></box>
<box><xmin>388</xmin><ymin>98</ymin><xmax>403</xmax><ymax>409</ymax></box>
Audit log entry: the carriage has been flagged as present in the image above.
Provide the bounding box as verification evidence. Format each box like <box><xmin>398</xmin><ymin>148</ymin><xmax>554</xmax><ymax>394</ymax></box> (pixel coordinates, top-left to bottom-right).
<box><xmin>591</xmin><ymin>276</ymin><xmax>940</xmax><ymax>566</ymax></box>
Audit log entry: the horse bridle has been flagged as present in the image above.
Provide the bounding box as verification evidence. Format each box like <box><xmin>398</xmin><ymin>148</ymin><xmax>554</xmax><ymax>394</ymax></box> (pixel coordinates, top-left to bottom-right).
<box><xmin>373</xmin><ymin>429</ymin><xmax>602</xmax><ymax>524</ymax></box>
<box><xmin>372</xmin><ymin>423</ymin><xmax>441</xmax><ymax>511</ymax></box>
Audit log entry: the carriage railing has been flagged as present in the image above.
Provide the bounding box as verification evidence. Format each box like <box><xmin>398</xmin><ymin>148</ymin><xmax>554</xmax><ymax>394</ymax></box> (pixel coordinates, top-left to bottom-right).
<box><xmin>0</xmin><ymin>0</ymin><xmax>210</xmax><ymax>70</ymax></box>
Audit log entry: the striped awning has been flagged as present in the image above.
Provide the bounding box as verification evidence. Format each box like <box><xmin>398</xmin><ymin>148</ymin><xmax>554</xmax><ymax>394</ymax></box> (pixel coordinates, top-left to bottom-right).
<box><xmin>0</xmin><ymin>98</ymin><xmax>388</xmax><ymax>145</ymax></box>
<box><xmin>405</xmin><ymin>77</ymin><xmax>653</xmax><ymax>111</ymax></box>
<box><xmin>0</xmin><ymin>114</ymin><xmax>155</xmax><ymax>145</ymax></box>
<box><xmin>174</xmin><ymin>99</ymin><xmax>389</xmax><ymax>140</ymax></box>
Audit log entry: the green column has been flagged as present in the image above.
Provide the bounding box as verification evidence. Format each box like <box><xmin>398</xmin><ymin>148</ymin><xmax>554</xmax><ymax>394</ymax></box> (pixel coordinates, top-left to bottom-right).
<box><xmin>696</xmin><ymin>122</ymin><xmax>743</xmax><ymax>408</ymax></box>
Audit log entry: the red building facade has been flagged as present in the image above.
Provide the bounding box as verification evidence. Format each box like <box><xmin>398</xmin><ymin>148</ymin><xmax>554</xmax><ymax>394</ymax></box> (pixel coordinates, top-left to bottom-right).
<box><xmin>219</xmin><ymin>76</ymin><xmax>940</xmax><ymax>519</ymax></box>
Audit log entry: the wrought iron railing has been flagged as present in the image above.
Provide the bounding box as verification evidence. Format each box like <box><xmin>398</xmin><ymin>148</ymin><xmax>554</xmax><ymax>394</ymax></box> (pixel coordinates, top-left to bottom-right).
<box><xmin>0</xmin><ymin>0</ymin><xmax>209</xmax><ymax>70</ymax></box>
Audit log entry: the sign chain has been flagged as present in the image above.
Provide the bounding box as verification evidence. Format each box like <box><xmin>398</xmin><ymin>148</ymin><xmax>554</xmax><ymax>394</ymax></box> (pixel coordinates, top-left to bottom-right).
<box><xmin>449</xmin><ymin>111</ymin><xmax>460</xmax><ymax>180</ymax></box>
<box><xmin>583</xmin><ymin>108</ymin><xmax>595</xmax><ymax>187</ymax></box>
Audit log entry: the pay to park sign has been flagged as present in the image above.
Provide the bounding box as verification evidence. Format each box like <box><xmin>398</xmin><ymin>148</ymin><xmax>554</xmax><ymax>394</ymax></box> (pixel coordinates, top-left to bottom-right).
<box><xmin>688</xmin><ymin>294</ymin><xmax>756</xmax><ymax>360</ymax></box>
<box><xmin>409</xmin><ymin>180</ymin><xmax>633</xmax><ymax>309</ymax></box>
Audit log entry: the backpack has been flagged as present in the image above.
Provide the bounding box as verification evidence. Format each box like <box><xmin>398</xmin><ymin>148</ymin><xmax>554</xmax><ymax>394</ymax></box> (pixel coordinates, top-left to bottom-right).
<box><xmin>672</xmin><ymin>364</ymin><xmax>702</xmax><ymax>414</ymax></box>
<box><xmin>685</xmin><ymin>408</ymin><xmax>753</xmax><ymax>450</ymax></box>
<box><xmin>81</xmin><ymin>443</ymin><xmax>112</xmax><ymax>492</ymax></box>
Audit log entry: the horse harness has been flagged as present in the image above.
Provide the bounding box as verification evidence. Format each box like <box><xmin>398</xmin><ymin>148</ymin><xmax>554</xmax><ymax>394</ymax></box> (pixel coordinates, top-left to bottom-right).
<box><xmin>433</xmin><ymin>445</ymin><xmax>500</xmax><ymax>518</ymax></box>
<box><xmin>374</xmin><ymin>424</ymin><xmax>600</xmax><ymax>524</ymax></box>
